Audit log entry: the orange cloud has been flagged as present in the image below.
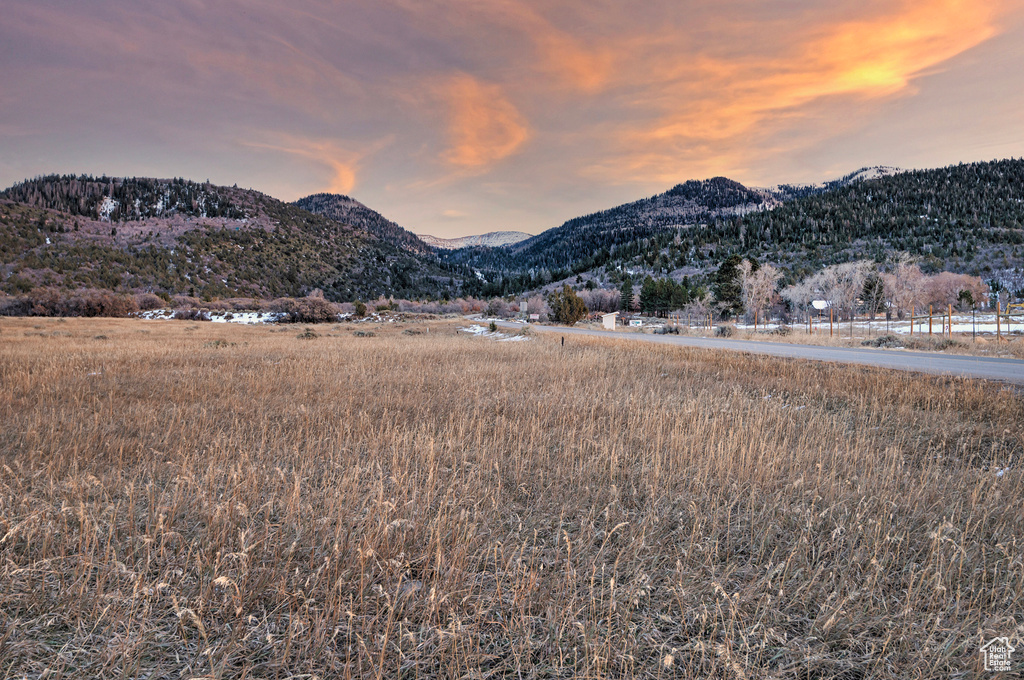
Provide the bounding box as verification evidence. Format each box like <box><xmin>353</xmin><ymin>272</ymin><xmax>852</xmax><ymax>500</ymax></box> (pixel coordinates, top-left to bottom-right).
<box><xmin>598</xmin><ymin>0</ymin><xmax>1010</xmax><ymax>183</ymax></box>
<box><xmin>535</xmin><ymin>32</ymin><xmax>613</xmax><ymax>93</ymax></box>
<box><xmin>242</xmin><ymin>134</ymin><xmax>390</xmax><ymax>195</ymax></box>
<box><xmin>440</xmin><ymin>75</ymin><xmax>530</xmax><ymax>169</ymax></box>
<box><xmin>487</xmin><ymin>0</ymin><xmax>613</xmax><ymax>92</ymax></box>
<box><xmin>391</xmin><ymin>0</ymin><xmax>613</xmax><ymax>92</ymax></box>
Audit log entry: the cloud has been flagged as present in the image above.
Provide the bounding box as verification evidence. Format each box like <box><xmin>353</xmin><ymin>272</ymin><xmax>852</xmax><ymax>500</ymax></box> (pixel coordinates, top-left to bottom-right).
<box><xmin>242</xmin><ymin>134</ymin><xmax>391</xmax><ymax>195</ymax></box>
<box><xmin>599</xmin><ymin>0</ymin><xmax>1008</xmax><ymax>183</ymax></box>
<box><xmin>481</xmin><ymin>0</ymin><xmax>614</xmax><ymax>92</ymax></box>
<box><xmin>388</xmin><ymin>0</ymin><xmax>613</xmax><ymax>92</ymax></box>
<box><xmin>2</xmin><ymin>0</ymin><xmax>1023</xmax><ymax>236</ymax></box>
<box><xmin>439</xmin><ymin>75</ymin><xmax>530</xmax><ymax>169</ymax></box>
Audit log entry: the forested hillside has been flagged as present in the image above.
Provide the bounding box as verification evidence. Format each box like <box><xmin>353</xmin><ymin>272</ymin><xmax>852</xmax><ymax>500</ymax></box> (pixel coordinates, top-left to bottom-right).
<box><xmin>294</xmin><ymin>193</ymin><xmax>432</xmax><ymax>254</ymax></box>
<box><xmin>2</xmin><ymin>175</ymin><xmax>246</xmax><ymax>221</ymax></box>
<box><xmin>444</xmin><ymin>160</ymin><xmax>1024</xmax><ymax>291</ymax></box>
<box><xmin>711</xmin><ymin>159</ymin><xmax>1024</xmax><ymax>278</ymax></box>
<box><xmin>445</xmin><ymin>177</ymin><xmax>778</xmax><ymax>274</ymax></box>
<box><xmin>0</xmin><ymin>177</ymin><xmax>465</xmax><ymax>301</ymax></box>
<box><xmin>4</xmin><ymin>161</ymin><xmax>1023</xmax><ymax>304</ymax></box>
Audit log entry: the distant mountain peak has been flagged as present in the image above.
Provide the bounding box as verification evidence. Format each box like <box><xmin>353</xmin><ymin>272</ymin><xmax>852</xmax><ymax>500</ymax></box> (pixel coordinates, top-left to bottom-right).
<box><xmin>418</xmin><ymin>231</ymin><xmax>532</xmax><ymax>250</ymax></box>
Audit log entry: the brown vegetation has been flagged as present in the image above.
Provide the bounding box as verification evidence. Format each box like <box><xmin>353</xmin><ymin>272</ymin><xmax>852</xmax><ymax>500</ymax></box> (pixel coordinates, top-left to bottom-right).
<box><xmin>0</xmin><ymin>317</ymin><xmax>1021</xmax><ymax>678</ymax></box>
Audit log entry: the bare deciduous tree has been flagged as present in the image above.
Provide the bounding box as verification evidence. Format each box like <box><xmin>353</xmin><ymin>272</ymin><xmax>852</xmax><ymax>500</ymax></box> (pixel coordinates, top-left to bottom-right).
<box><xmin>738</xmin><ymin>260</ymin><xmax>782</xmax><ymax>326</ymax></box>
<box><xmin>924</xmin><ymin>272</ymin><xmax>988</xmax><ymax>310</ymax></box>
<box><xmin>880</xmin><ymin>254</ymin><xmax>926</xmax><ymax>319</ymax></box>
<box><xmin>781</xmin><ymin>280</ymin><xmax>817</xmax><ymax>322</ymax></box>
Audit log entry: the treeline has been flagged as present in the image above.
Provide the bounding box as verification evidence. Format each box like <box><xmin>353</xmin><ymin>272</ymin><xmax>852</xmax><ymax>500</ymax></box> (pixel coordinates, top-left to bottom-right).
<box><xmin>1</xmin><ymin>175</ymin><xmax>246</xmax><ymax>221</ymax></box>
<box><xmin>635</xmin><ymin>276</ymin><xmax>707</xmax><ymax>317</ymax></box>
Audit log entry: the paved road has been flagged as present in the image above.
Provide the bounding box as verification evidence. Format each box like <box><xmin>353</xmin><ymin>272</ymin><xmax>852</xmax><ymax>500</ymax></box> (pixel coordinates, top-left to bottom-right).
<box><xmin>493</xmin><ymin>320</ymin><xmax>1024</xmax><ymax>384</ymax></box>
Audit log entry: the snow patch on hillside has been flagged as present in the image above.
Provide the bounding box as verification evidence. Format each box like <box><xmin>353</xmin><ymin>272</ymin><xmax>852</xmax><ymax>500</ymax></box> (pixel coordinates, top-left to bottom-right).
<box><xmin>419</xmin><ymin>231</ymin><xmax>532</xmax><ymax>250</ymax></box>
<box><xmin>98</xmin><ymin>196</ymin><xmax>118</xmax><ymax>221</ymax></box>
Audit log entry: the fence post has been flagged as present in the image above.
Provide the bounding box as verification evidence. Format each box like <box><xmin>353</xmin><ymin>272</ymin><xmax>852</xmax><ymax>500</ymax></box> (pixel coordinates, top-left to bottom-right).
<box><xmin>830</xmin><ymin>307</ymin><xmax>833</xmax><ymax>337</ymax></box>
<box><xmin>910</xmin><ymin>306</ymin><xmax>913</xmax><ymax>336</ymax></box>
<box><xmin>997</xmin><ymin>301</ymin><xmax>1001</xmax><ymax>342</ymax></box>
<box><xmin>948</xmin><ymin>303</ymin><xmax>952</xmax><ymax>338</ymax></box>
<box><xmin>929</xmin><ymin>305</ymin><xmax>933</xmax><ymax>336</ymax></box>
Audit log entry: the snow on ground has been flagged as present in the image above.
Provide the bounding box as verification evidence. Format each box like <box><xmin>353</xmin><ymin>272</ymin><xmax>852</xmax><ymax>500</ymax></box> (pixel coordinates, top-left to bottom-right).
<box><xmin>137</xmin><ymin>309</ymin><xmax>285</xmax><ymax>324</ymax></box>
<box><xmin>207</xmin><ymin>311</ymin><xmax>285</xmax><ymax>324</ymax></box>
<box><xmin>98</xmin><ymin>196</ymin><xmax>118</xmax><ymax>221</ymax></box>
<box><xmin>460</xmin><ymin>324</ymin><xmax>530</xmax><ymax>341</ymax></box>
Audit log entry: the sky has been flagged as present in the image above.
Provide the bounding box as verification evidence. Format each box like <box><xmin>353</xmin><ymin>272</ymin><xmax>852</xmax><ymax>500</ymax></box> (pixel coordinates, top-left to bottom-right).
<box><xmin>2</xmin><ymin>0</ymin><xmax>1024</xmax><ymax>238</ymax></box>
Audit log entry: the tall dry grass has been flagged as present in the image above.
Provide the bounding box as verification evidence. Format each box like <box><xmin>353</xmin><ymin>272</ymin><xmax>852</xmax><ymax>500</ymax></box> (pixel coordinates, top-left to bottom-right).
<box><xmin>0</xmin><ymin>317</ymin><xmax>1021</xmax><ymax>678</ymax></box>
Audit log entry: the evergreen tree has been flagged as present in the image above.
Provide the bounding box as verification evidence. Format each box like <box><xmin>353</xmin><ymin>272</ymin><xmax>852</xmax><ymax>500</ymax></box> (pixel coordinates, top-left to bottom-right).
<box><xmin>713</xmin><ymin>254</ymin><xmax>745</xmax><ymax>317</ymax></box>
<box><xmin>862</xmin><ymin>275</ymin><xmax>885</xmax><ymax>319</ymax></box>
<box><xmin>639</xmin><ymin>276</ymin><xmax>657</xmax><ymax>314</ymax></box>
<box><xmin>619</xmin><ymin>277</ymin><xmax>634</xmax><ymax>312</ymax></box>
<box><xmin>548</xmin><ymin>285</ymin><xmax>588</xmax><ymax>324</ymax></box>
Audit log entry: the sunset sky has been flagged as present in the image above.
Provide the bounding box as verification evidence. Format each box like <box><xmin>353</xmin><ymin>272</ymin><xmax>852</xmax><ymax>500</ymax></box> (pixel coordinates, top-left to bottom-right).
<box><xmin>3</xmin><ymin>0</ymin><xmax>1024</xmax><ymax>237</ymax></box>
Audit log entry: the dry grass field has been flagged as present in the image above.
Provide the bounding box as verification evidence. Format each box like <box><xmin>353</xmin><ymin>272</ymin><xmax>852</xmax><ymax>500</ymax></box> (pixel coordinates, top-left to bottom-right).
<box><xmin>1</xmin><ymin>316</ymin><xmax>1022</xmax><ymax>678</ymax></box>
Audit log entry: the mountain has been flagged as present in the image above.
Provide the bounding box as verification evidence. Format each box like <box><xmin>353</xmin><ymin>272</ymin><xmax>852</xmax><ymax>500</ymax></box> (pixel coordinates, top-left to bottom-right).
<box><xmin>436</xmin><ymin>160</ymin><xmax>1024</xmax><ymax>297</ymax></box>
<box><xmin>764</xmin><ymin>166</ymin><xmax>902</xmax><ymax>200</ymax></box>
<box><xmin>711</xmin><ymin>159</ymin><xmax>1024</xmax><ymax>278</ymax></box>
<box><xmin>293</xmin><ymin>193</ymin><xmax>432</xmax><ymax>254</ymax></box>
<box><xmin>418</xmin><ymin>231</ymin><xmax>532</xmax><ymax>250</ymax></box>
<box><xmin>6</xmin><ymin>161</ymin><xmax>1019</xmax><ymax>303</ymax></box>
<box><xmin>441</xmin><ymin>176</ymin><xmax>781</xmax><ymax>274</ymax></box>
<box><xmin>0</xmin><ymin>175</ymin><xmax>464</xmax><ymax>301</ymax></box>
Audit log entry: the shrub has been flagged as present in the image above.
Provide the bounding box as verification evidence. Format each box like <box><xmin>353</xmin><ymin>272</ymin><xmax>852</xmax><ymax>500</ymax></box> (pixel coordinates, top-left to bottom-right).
<box><xmin>297</xmin><ymin>328</ymin><xmax>319</xmax><ymax>340</ymax></box>
<box><xmin>71</xmin><ymin>290</ymin><xmax>139</xmax><ymax>317</ymax></box>
<box><xmin>770</xmin><ymin>325</ymin><xmax>792</xmax><ymax>336</ymax></box>
<box><xmin>933</xmin><ymin>338</ymin><xmax>964</xmax><ymax>350</ymax></box>
<box><xmin>18</xmin><ymin>288</ymin><xmax>140</xmax><ymax>318</ymax></box>
<box><xmin>355</xmin><ymin>301</ymin><xmax>367</xmax><ymax>317</ymax></box>
<box><xmin>171</xmin><ymin>294</ymin><xmax>203</xmax><ymax>308</ymax></box>
<box><xmin>862</xmin><ymin>335</ymin><xmax>903</xmax><ymax>348</ymax></box>
<box><xmin>136</xmin><ymin>293</ymin><xmax>165</xmax><ymax>311</ymax></box>
<box><xmin>486</xmin><ymin>298</ymin><xmax>512</xmax><ymax>318</ymax></box>
<box><xmin>715</xmin><ymin>324</ymin><xmax>735</xmax><ymax>337</ymax></box>
<box><xmin>353</xmin><ymin>330</ymin><xmax>375</xmax><ymax>337</ymax></box>
<box><xmin>0</xmin><ymin>295</ymin><xmax>32</xmax><ymax>316</ymax></box>
<box><xmin>271</xmin><ymin>297</ymin><xmax>339</xmax><ymax>323</ymax></box>
<box><xmin>174</xmin><ymin>308</ymin><xmax>210</xmax><ymax>321</ymax></box>
<box><xmin>489</xmin><ymin>320</ymin><xmax>498</xmax><ymax>333</ymax></box>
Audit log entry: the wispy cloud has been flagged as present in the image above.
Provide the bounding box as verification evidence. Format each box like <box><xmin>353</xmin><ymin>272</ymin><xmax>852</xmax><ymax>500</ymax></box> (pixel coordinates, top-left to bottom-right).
<box><xmin>438</xmin><ymin>75</ymin><xmax>530</xmax><ymax>169</ymax></box>
<box><xmin>593</xmin><ymin>0</ymin><xmax>1009</xmax><ymax>183</ymax></box>
<box><xmin>241</xmin><ymin>134</ymin><xmax>392</xmax><ymax>195</ymax></box>
<box><xmin>1</xmin><ymin>0</ymin><xmax>1022</xmax><ymax>236</ymax></box>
